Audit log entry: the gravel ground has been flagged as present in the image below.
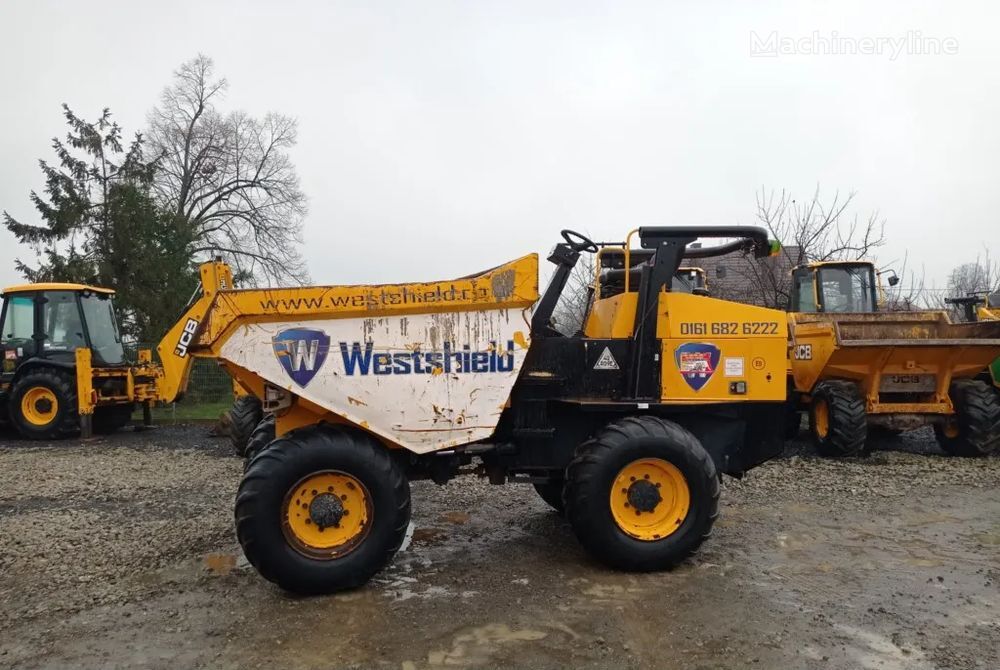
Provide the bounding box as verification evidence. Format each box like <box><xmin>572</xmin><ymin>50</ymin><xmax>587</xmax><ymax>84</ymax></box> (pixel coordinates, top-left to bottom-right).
<box><xmin>1</xmin><ymin>423</ymin><xmax>998</xmax><ymax>669</ymax></box>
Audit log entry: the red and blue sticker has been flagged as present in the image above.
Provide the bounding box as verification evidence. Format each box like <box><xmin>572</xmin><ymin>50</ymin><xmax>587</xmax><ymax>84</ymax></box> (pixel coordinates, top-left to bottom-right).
<box><xmin>675</xmin><ymin>342</ymin><xmax>720</xmax><ymax>391</ymax></box>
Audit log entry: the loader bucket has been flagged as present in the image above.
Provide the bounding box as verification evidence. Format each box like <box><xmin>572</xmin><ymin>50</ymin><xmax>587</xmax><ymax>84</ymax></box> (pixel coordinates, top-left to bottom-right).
<box><xmin>790</xmin><ymin>311</ymin><xmax>1000</xmax><ymax>414</ymax></box>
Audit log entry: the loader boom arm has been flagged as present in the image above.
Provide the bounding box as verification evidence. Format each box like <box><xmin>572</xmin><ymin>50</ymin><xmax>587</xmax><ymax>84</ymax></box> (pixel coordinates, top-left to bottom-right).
<box><xmin>155</xmin><ymin>260</ymin><xmax>235</xmax><ymax>403</ymax></box>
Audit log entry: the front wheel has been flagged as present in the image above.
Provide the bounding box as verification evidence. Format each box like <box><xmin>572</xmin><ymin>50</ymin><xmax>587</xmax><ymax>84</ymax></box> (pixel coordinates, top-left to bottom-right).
<box><xmin>934</xmin><ymin>380</ymin><xmax>1000</xmax><ymax>457</ymax></box>
<box><xmin>235</xmin><ymin>425</ymin><xmax>411</xmax><ymax>594</ymax></box>
<box><xmin>564</xmin><ymin>416</ymin><xmax>719</xmax><ymax>571</ymax></box>
<box><xmin>810</xmin><ymin>381</ymin><xmax>867</xmax><ymax>457</ymax></box>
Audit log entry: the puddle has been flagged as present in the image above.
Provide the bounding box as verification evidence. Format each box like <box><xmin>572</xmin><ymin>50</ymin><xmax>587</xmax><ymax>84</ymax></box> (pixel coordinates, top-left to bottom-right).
<box><xmin>425</xmin><ymin>623</ymin><xmax>548</xmax><ymax>666</ymax></box>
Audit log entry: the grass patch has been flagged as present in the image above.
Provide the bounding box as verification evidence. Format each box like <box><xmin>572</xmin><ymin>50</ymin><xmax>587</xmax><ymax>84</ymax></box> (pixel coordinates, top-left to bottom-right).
<box><xmin>150</xmin><ymin>401</ymin><xmax>231</xmax><ymax>423</ymax></box>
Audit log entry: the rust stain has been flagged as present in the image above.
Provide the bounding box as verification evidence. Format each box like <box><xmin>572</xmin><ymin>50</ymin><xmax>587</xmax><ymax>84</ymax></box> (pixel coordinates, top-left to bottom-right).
<box><xmin>347</xmin><ymin>396</ymin><xmax>368</xmax><ymax>407</ymax></box>
<box><xmin>431</xmin><ymin>367</ymin><xmax>444</xmax><ymax>376</ymax></box>
<box><xmin>513</xmin><ymin>330</ymin><xmax>528</xmax><ymax>350</ymax></box>
<box><xmin>395</xmin><ymin>425</ymin><xmax>495</xmax><ymax>432</ymax></box>
<box><xmin>203</xmin><ymin>553</ymin><xmax>236</xmax><ymax>576</ymax></box>
<box><xmin>440</xmin><ymin>511</ymin><xmax>471</xmax><ymax>525</ymax></box>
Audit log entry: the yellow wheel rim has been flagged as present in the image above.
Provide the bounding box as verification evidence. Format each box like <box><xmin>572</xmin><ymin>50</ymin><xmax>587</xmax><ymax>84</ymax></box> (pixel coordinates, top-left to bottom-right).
<box><xmin>814</xmin><ymin>399</ymin><xmax>830</xmax><ymax>438</ymax></box>
<box><xmin>282</xmin><ymin>471</ymin><xmax>372</xmax><ymax>559</ymax></box>
<box><xmin>610</xmin><ymin>458</ymin><xmax>691</xmax><ymax>541</ymax></box>
<box><xmin>21</xmin><ymin>387</ymin><xmax>58</xmax><ymax>427</ymax></box>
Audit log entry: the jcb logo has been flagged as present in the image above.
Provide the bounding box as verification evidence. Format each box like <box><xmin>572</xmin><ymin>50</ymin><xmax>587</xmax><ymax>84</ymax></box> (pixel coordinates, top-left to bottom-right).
<box><xmin>174</xmin><ymin>319</ymin><xmax>200</xmax><ymax>357</ymax></box>
<box><xmin>793</xmin><ymin>344</ymin><xmax>812</xmax><ymax>361</ymax></box>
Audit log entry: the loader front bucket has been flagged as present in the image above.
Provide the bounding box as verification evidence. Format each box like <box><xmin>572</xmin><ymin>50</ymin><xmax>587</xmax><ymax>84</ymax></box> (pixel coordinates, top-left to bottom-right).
<box><xmin>790</xmin><ymin>311</ymin><xmax>1000</xmax><ymax>414</ymax></box>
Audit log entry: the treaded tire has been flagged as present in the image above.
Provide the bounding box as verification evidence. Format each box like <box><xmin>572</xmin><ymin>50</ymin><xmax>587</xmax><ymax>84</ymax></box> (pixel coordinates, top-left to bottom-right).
<box><xmin>784</xmin><ymin>409</ymin><xmax>802</xmax><ymax>440</ymax></box>
<box><xmin>9</xmin><ymin>368</ymin><xmax>79</xmax><ymax>440</ymax></box>
<box><xmin>810</xmin><ymin>381</ymin><xmax>867</xmax><ymax>457</ymax></box>
<box><xmin>533</xmin><ymin>480</ymin><xmax>565</xmax><ymax>513</ymax></box>
<box><xmin>228</xmin><ymin>396</ymin><xmax>263</xmax><ymax>456</ymax></box>
<box><xmin>243</xmin><ymin>415</ymin><xmax>276</xmax><ymax>472</ymax></box>
<box><xmin>93</xmin><ymin>404</ymin><xmax>134</xmax><ymax>434</ymax></box>
<box><xmin>934</xmin><ymin>379</ymin><xmax>1000</xmax><ymax>457</ymax></box>
<box><xmin>235</xmin><ymin>424</ymin><xmax>411</xmax><ymax>594</ymax></box>
<box><xmin>564</xmin><ymin>416</ymin><xmax>719</xmax><ymax>572</ymax></box>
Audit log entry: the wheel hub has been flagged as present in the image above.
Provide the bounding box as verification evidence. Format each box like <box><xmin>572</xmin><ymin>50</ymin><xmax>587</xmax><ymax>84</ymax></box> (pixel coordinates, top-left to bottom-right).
<box><xmin>309</xmin><ymin>493</ymin><xmax>345</xmax><ymax>529</ymax></box>
<box><xmin>610</xmin><ymin>458</ymin><xmax>691</xmax><ymax>541</ymax></box>
<box><xmin>281</xmin><ymin>470</ymin><xmax>372</xmax><ymax>559</ymax></box>
<box><xmin>627</xmin><ymin>480</ymin><xmax>662</xmax><ymax>512</ymax></box>
<box><xmin>35</xmin><ymin>398</ymin><xmax>54</xmax><ymax>414</ymax></box>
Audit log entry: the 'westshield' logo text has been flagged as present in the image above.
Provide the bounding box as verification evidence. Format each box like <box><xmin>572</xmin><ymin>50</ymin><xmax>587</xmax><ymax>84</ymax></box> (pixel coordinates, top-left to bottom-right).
<box><xmin>273</xmin><ymin>328</ymin><xmax>330</xmax><ymax>387</ymax></box>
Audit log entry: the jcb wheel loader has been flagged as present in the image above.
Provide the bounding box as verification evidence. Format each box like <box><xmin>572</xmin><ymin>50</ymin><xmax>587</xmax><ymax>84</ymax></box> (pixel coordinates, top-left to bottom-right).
<box><xmin>165</xmin><ymin>226</ymin><xmax>790</xmax><ymax>594</ymax></box>
<box><xmin>788</xmin><ymin>261</ymin><xmax>1000</xmax><ymax>457</ymax></box>
<box><xmin>0</xmin><ymin>282</ymin><xmax>164</xmax><ymax>439</ymax></box>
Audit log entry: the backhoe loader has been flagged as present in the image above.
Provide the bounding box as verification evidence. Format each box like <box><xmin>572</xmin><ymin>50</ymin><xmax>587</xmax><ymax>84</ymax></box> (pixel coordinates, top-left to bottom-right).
<box><xmin>787</xmin><ymin>261</ymin><xmax>1000</xmax><ymax>457</ymax></box>
<box><xmin>0</xmin><ymin>281</ymin><xmax>164</xmax><ymax>438</ymax></box>
<box><xmin>945</xmin><ymin>292</ymin><xmax>1000</xmax><ymax>390</ymax></box>
<box><xmin>161</xmin><ymin>226</ymin><xmax>790</xmax><ymax>594</ymax></box>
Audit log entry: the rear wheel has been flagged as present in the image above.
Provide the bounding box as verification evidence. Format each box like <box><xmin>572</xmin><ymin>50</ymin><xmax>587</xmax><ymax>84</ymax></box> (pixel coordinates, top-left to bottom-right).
<box><xmin>9</xmin><ymin>369</ymin><xmax>79</xmax><ymax>439</ymax></box>
<box><xmin>243</xmin><ymin>414</ymin><xmax>276</xmax><ymax>471</ymax></box>
<box><xmin>228</xmin><ymin>395</ymin><xmax>263</xmax><ymax>456</ymax></box>
<box><xmin>235</xmin><ymin>425</ymin><xmax>410</xmax><ymax>594</ymax></box>
<box><xmin>934</xmin><ymin>380</ymin><xmax>1000</xmax><ymax>457</ymax></box>
<box><xmin>532</xmin><ymin>480</ymin><xmax>565</xmax><ymax>513</ymax></box>
<box><xmin>564</xmin><ymin>416</ymin><xmax>719</xmax><ymax>571</ymax></box>
<box><xmin>810</xmin><ymin>381</ymin><xmax>866</xmax><ymax>457</ymax></box>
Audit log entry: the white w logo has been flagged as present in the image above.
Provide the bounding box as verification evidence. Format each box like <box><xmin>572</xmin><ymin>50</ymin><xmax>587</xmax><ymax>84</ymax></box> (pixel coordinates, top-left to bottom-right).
<box><xmin>288</xmin><ymin>339</ymin><xmax>320</xmax><ymax>371</ymax></box>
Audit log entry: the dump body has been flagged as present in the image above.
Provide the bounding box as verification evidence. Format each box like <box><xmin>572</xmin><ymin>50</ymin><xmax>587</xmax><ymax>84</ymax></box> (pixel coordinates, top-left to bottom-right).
<box><xmin>183</xmin><ymin>255</ymin><xmax>540</xmax><ymax>453</ymax></box>
<box><xmin>790</xmin><ymin>310</ymin><xmax>1000</xmax><ymax>414</ymax></box>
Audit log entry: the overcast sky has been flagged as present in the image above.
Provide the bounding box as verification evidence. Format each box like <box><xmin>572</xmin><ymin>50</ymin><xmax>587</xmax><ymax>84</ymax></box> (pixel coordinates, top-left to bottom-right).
<box><xmin>1</xmin><ymin>1</ymin><xmax>997</xmax><ymax>295</ymax></box>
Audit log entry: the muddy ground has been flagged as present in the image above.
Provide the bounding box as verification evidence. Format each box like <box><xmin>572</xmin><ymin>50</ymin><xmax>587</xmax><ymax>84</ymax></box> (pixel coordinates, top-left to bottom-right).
<box><xmin>1</xmin><ymin>424</ymin><xmax>998</xmax><ymax>670</ymax></box>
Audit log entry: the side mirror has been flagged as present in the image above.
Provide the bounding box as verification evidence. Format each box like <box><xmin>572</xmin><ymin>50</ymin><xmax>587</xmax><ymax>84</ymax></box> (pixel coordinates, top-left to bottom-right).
<box><xmin>888</xmin><ymin>275</ymin><xmax>900</xmax><ymax>287</ymax></box>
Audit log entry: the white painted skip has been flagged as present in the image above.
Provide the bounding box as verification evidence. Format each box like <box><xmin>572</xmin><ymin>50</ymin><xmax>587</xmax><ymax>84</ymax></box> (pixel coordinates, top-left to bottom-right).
<box><xmin>219</xmin><ymin>308</ymin><xmax>530</xmax><ymax>453</ymax></box>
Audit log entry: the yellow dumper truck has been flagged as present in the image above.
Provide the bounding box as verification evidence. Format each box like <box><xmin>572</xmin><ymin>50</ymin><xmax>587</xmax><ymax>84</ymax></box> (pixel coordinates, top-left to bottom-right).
<box><xmin>787</xmin><ymin>261</ymin><xmax>1000</xmax><ymax>457</ymax></box>
<box><xmin>155</xmin><ymin>226</ymin><xmax>790</xmax><ymax>593</ymax></box>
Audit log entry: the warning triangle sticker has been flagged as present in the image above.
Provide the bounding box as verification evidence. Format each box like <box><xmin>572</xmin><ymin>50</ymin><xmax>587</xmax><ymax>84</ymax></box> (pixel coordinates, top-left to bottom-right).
<box><xmin>594</xmin><ymin>346</ymin><xmax>619</xmax><ymax>370</ymax></box>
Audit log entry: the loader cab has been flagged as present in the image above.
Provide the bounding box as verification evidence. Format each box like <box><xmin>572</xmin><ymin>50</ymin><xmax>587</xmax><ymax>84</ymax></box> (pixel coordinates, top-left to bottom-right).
<box><xmin>0</xmin><ymin>283</ymin><xmax>125</xmax><ymax>373</ymax></box>
<box><xmin>790</xmin><ymin>261</ymin><xmax>879</xmax><ymax>314</ymax></box>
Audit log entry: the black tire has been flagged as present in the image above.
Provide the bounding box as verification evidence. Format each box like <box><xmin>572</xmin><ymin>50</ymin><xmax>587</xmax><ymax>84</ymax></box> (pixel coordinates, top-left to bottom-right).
<box><xmin>564</xmin><ymin>416</ymin><xmax>719</xmax><ymax>572</ymax></box>
<box><xmin>809</xmin><ymin>381</ymin><xmax>867</xmax><ymax>457</ymax></box>
<box><xmin>533</xmin><ymin>480</ymin><xmax>565</xmax><ymax>513</ymax></box>
<box><xmin>243</xmin><ymin>415</ymin><xmax>276</xmax><ymax>472</ymax></box>
<box><xmin>93</xmin><ymin>404</ymin><xmax>134</xmax><ymax>434</ymax></box>
<box><xmin>934</xmin><ymin>379</ymin><xmax>1000</xmax><ymax>457</ymax></box>
<box><xmin>236</xmin><ymin>425</ymin><xmax>411</xmax><ymax>594</ymax></box>
<box><xmin>784</xmin><ymin>408</ymin><xmax>802</xmax><ymax>440</ymax></box>
<box><xmin>8</xmin><ymin>368</ymin><xmax>79</xmax><ymax>440</ymax></box>
<box><xmin>228</xmin><ymin>395</ymin><xmax>262</xmax><ymax>456</ymax></box>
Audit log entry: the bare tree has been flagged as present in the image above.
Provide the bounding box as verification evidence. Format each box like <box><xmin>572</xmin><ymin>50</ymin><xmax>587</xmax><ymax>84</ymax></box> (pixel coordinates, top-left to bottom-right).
<box><xmin>715</xmin><ymin>185</ymin><xmax>887</xmax><ymax>308</ymax></box>
<box><xmin>147</xmin><ymin>55</ymin><xmax>308</xmax><ymax>284</ymax></box>
<box><xmin>551</xmin><ymin>251</ymin><xmax>597</xmax><ymax>335</ymax></box>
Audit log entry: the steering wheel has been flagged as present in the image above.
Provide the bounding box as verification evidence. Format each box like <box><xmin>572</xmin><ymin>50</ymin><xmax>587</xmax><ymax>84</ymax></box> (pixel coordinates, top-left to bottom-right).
<box><xmin>560</xmin><ymin>229</ymin><xmax>599</xmax><ymax>253</ymax></box>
